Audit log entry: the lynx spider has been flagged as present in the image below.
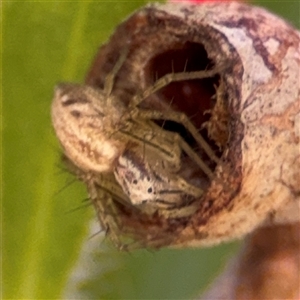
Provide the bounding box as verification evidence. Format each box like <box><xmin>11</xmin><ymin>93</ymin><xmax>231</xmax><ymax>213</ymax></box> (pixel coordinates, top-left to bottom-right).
<box><xmin>52</xmin><ymin>50</ymin><xmax>224</xmax><ymax>218</ymax></box>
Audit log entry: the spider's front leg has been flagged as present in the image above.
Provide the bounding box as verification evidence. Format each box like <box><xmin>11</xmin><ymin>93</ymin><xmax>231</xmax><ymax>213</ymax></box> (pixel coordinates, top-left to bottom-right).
<box><xmin>103</xmin><ymin>48</ymin><xmax>129</xmax><ymax>97</ymax></box>
<box><xmin>129</xmin><ymin>65</ymin><xmax>227</xmax><ymax>108</ymax></box>
<box><xmin>88</xmin><ymin>173</ymin><xmax>135</xmax><ymax>249</ymax></box>
<box><xmin>126</xmin><ymin>66</ymin><xmax>227</xmax><ymax>174</ymax></box>
<box><xmin>131</xmin><ymin>108</ymin><xmax>218</xmax><ymax>178</ymax></box>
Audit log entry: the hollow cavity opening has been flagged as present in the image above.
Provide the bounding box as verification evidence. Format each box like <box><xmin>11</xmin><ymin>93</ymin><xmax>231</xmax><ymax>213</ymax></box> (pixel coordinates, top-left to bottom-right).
<box><xmin>145</xmin><ymin>42</ymin><xmax>226</xmax><ymax>179</ymax></box>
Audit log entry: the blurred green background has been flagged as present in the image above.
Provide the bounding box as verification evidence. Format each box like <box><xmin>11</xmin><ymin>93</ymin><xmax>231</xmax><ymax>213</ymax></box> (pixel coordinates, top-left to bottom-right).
<box><xmin>3</xmin><ymin>1</ymin><xmax>299</xmax><ymax>299</ymax></box>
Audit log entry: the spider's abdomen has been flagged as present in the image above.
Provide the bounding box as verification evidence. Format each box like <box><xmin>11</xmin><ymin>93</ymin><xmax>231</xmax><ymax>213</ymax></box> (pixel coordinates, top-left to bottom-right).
<box><xmin>52</xmin><ymin>83</ymin><xmax>126</xmax><ymax>172</ymax></box>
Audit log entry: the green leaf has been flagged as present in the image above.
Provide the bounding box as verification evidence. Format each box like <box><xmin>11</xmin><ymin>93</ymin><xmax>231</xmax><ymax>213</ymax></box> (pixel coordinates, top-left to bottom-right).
<box><xmin>3</xmin><ymin>2</ymin><xmax>148</xmax><ymax>299</ymax></box>
<box><xmin>3</xmin><ymin>1</ymin><xmax>298</xmax><ymax>300</ymax></box>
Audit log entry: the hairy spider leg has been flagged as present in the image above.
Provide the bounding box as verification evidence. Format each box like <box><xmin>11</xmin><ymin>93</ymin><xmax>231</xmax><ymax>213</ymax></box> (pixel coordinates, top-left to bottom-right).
<box><xmin>91</xmin><ymin>191</ymin><xmax>120</xmax><ymax>247</ymax></box>
<box><xmin>103</xmin><ymin>48</ymin><xmax>129</xmax><ymax>97</ymax></box>
<box><xmin>130</xmin><ymin>66</ymin><xmax>226</xmax><ymax>107</ymax></box>
<box><xmin>122</xmin><ymin>112</ymin><xmax>215</xmax><ymax>178</ymax></box>
<box><xmin>88</xmin><ymin>176</ymin><xmax>131</xmax><ymax>249</ymax></box>
<box><xmin>117</xmin><ymin>126</ymin><xmax>182</xmax><ymax>169</ymax></box>
<box><xmin>127</xmin><ymin>66</ymin><xmax>227</xmax><ymax>166</ymax></box>
<box><xmin>134</xmin><ymin>109</ymin><xmax>221</xmax><ymax>165</ymax></box>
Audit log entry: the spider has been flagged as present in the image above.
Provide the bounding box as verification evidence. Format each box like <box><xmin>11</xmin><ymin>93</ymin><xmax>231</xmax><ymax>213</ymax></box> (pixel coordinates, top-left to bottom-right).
<box><xmin>51</xmin><ymin>50</ymin><xmax>226</xmax><ymax>219</ymax></box>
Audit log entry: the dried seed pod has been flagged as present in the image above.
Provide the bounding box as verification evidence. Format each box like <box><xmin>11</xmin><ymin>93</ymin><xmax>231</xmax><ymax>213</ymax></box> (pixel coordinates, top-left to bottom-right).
<box><xmin>69</xmin><ymin>1</ymin><xmax>299</xmax><ymax>248</ymax></box>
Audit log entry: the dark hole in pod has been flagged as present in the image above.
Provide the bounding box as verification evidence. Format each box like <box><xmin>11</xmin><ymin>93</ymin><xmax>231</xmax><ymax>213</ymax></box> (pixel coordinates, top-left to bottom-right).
<box><xmin>144</xmin><ymin>42</ymin><xmax>224</xmax><ymax>181</ymax></box>
<box><xmin>147</xmin><ymin>42</ymin><xmax>218</xmax><ymax>127</ymax></box>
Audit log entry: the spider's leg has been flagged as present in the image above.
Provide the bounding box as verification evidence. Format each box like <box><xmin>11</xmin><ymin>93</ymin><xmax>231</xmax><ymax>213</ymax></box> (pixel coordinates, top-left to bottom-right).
<box><xmin>119</xmin><ymin>117</ymin><xmax>215</xmax><ymax>178</ymax></box>
<box><xmin>134</xmin><ymin>109</ymin><xmax>221</xmax><ymax>165</ymax></box>
<box><xmin>118</xmin><ymin>127</ymin><xmax>182</xmax><ymax>169</ymax></box>
<box><xmin>103</xmin><ymin>48</ymin><xmax>129</xmax><ymax>97</ymax></box>
<box><xmin>172</xmin><ymin>132</ymin><xmax>215</xmax><ymax>179</ymax></box>
<box><xmin>123</xmin><ymin>121</ymin><xmax>214</xmax><ymax>179</ymax></box>
<box><xmin>89</xmin><ymin>176</ymin><xmax>128</xmax><ymax>249</ymax></box>
<box><xmin>130</xmin><ymin>65</ymin><xmax>226</xmax><ymax>108</ymax></box>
